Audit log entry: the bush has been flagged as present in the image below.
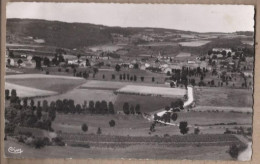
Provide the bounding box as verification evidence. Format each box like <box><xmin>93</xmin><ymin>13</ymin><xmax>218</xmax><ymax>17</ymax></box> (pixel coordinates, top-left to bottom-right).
<box><xmin>58</xmin><ymin>68</ymin><xmax>61</xmax><ymax>72</ymax></box>
<box><xmin>228</xmin><ymin>144</ymin><xmax>239</xmax><ymax>159</ymax></box>
<box><xmin>97</xmin><ymin>127</ymin><xmax>102</xmax><ymax>135</ymax></box>
<box><xmin>33</xmin><ymin>138</ymin><xmax>46</xmax><ymax>149</ymax></box>
<box><xmin>52</xmin><ymin>137</ymin><xmax>65</xmax><ymax>146</ymax></box>
<box><xmin>81</xmin><ymin>123</ymin><xmax>88</xmax><ymax>132</ymax></box>
<box><xmin>65</xmin><ymin>68</ymin><xmax>70</xmax><ymax>72</ymax></box>
<box><xmin>194</xmin><ymin>128</ymin><xmax>200</xmax><ymax>135</ymax></box>
<box><xmin>109</xmin><ymin>120</ymin><xmax>116</xmax><ymax>127</ymax></box>
<box><xmin>18</xmin><ymin>135</ymin><xmax>25</xmax><ymax>143</ymax></box>
<box><xmin>46</xmin><ymin>70</ymin><xmax>49</xmax><ymax>74</ymax></box>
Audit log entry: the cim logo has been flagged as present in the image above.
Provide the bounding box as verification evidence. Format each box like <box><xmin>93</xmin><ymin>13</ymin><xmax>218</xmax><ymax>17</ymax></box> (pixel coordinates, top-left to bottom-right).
<box><xmin>8</xmin><ymin>147</ymin><xmax>23</xmax><ymax>154</ymax></box>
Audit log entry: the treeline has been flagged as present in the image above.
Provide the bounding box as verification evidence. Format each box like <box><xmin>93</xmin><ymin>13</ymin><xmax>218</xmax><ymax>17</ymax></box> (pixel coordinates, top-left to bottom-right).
<box><xmin>43</xmin><ymin>99</ymin><xmax>116</xmax><ymax>115</ymax></box>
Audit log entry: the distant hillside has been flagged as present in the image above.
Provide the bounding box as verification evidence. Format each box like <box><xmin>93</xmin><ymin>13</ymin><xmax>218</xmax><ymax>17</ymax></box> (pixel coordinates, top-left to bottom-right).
<box><xmin>6</xmin><ymin>19</ymin><xmax>196</xmax><ymax>49</ymax></box>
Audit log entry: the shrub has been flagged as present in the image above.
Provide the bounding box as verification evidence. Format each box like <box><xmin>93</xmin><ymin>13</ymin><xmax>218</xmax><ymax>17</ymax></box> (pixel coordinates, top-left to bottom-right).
<box><xmin>33</xmin><ymin>138</ymin><xmax>46</xmax><ymax>149</ymax></box>
<box><xmin>65</xmin><ymin>68</ymin><xmax>70</xmax><ymax>72</ymax></box>
<box><xmin>228</xmin><ymin>144</ymin><xmax>239</xmax><ymax>159</ymax></box>
<box><xmin>97</xmin><ymin>127</ymin><xmax>102</xmax><ymax>135</ymax></box>
<box><xmin>179</xmin><ymin>121</ymin><xmax>189</xmax><ymax>135</ymax></box>
<box><xmin>52</xmin><ymin>137</ymin><xmax>65</xmax><ymax>146</ymax></box>
<box><xmin>109</xmin><ymin>120</ymin><xmax>116</xmax><ymax>127</ymax></box>
<box><xmin>58</xmin><ymin>68</ymin><xmax>61</xmax><ymax>72</ymax></box>
<box><xmin>194</xmin><ymin>128</ymin><xmax>200</xmax><ymax>135</ymax></box>
<box><xmin>46</xmin><ymin>70</ymin><xmax>49</xmax><ymax>74</ymax></box>
<box><xmin>81</xmin><ymin>123</ymin><xmax>88</xmax><ymax>132</ymax></box>
<box><xmin>18</xmin><ymin>136</ymin><xmax>25</xmax><ymax>143</ymax></box>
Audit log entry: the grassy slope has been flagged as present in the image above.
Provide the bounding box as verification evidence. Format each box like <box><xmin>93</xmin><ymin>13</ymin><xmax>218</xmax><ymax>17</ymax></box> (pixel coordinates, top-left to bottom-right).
<box><xmin>6</xmin><ymin>78</ymin><xmax>86</xmax><ymax>94</ymax></box>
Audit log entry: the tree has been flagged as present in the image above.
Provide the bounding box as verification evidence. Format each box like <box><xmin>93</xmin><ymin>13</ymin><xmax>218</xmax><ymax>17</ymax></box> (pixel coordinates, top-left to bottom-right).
<box><xmin>135</xmin><ymin>104</ymin><xmax>141</xmax><ymax>114</ymax></box>
<box><xmin>130</xmin><ymin>105</ymin><xmax>135</xmax><ymax>114</ymax></box>
<box><xmin>95</xmin><ymin>101</ymin><xmax>101</xmax><ymax>114</ymax></box>
<box><xmin>43</xmin><ymin>57</ymin><xmax>50</xmax><ymax>67</ymax></box>
<box><xmin>97</xmin><ymin>127</ymin><xmax>102</xmax><ymax>135</ymax></box>
<box><xmin>42</xmin><ymin>100</ymin><xmax>48</xmax><ymax>112</ymax></box>
<box><xmin>194</xmin><ymin>128</ymin><xmax>200</xmax><ymax>135</ymax></box>
<box><xmin>102</xmin><ymin>74</ymin><xmax>105</xmax><ymax>79</ymax></box>
<box><xmin>76</xmin><ymin>104</ymin><xmax>82</xmax><ymax>114</ymax></box>
<box><xmin>33</xmin><ymin>56</ymin><xmax>42</xmax><ymax>69</ymax></box>
<box><xmin>89</xmin><ymin>101</ymin><xmax>95</xmax><ymax>114</ymax></box>
<box><xmin>10</xmin><ymin>89</ymin><xmax>17</xmax><ymax>104</ymax></box>
<box><xmin>119</xmin><ymin>74</ymin><xmax>122</xmax><ymax>80</ymax></box>
<box><xmin>5</xmin><ymin>89</ymin><xmax>10</xmax><ymax>100</ymax></box>
<box><xmin>228</xmin><ymin>144</ymin><xmax>239</xmax><ymax>159</ymax></box>
<box><xmin>179</xmin><ymin>121</ymin><xmax>189</xmax><ymax>135</ymax></box>
<box><xmin>81</xmin><ymin>123</ymin><xmax>88</xmax><ymax>132</ymax></box>
<box><xmin>115</xmin><ymin>64</ymin><xmax>121</xmax><ymax>72</ymax></box>
<box><xmin>77</xmin><ymin>54</ymin><xmax>81</xmax><ymax>64</ymax></box>
<box><xmin>134</xmin><ymin>63</ymin><xmax>139</xmax><ymax>69</ymax></box>
<box><xmin>133</xmin><ymin>75</ymin><xmax>137</xmax><ymax>81</ymax></box>
<box><xmin>85</xmin><ymin>59</ymin><xmax>90</xmax><ymax>66</ymax></box>
<box><xmin>141</xmin><ymin>76</ymin><xmax>144</xmax><ymax>82</ymax></box>
<box><xmin>109</xmin><ymin>120</ymin><xmax>115</xmax><ymax>127</ymax></box>
<box><xmin>36</xmin><ymin>108</ymin><xmax>42</xmax><ymax>120</ymax></box>
<box><xmin>111</xmin><ymin>74</ymin><xmax>115</xmax><ymax>80</ymax></box>
<box><xmin>7</xmin><ymin>59</ymin><xmax>11</xmax><ymax>66</ymax></box>
<box><xmin>17</xmin><ymin>59</ymin><xmax>23</xmax><ymax>67</ymax></box>
<box><xmin>108</xmin><ymin>102</ymin><xmax>115</xmax><ymax>114</ymax></box>
<box><xmin>171</xmin><ymin>113</ymin><xmax>178</xmax><ymax>121</ymax></box>
<box><xmin>123</xmin><ymin>102</ymin><xmax>130</xmax><ymax>114</ymax></box>
<box><xmin>100</xmin><ymin>100</ymin><xmax>108</xmax><ymax>114</ymax></box>
<box><xmin>152</xmin><ymin>77</ymin><xmax>155</xmax><ymax>82</ymax></box>
<box><xmin>30</xmin><ymin>99</ymin><xmax>35</xmax><ymax>108</ymax></box>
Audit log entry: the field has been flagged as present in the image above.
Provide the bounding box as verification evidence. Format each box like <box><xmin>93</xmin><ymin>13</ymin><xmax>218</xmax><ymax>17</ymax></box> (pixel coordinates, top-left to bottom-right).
<box><xmin>4</xmin><ymin>139</ymin><xmax>233</xmax><ymax>160</ymax></box>
<box><xmin>6</xmin><ymin>75</ymin><xmax>86</xmax><ymax>93</ymax></box>
<box><xmin>114</xmin><ymin>94</ymin><xmax>177</xmax><ymax>113</ymax></box>
<box><xmin>116</xmin><ymin>85</ymin><xmax>186</xmax><ymax>97</ymax></box>
<box><xmin>89</xmin><ymin>44</ymin><xmax>123</xmax><ymax>52</ymax></box>
<box><xmin>179</xmin><ymin>40</ymin><xmax>211</xmax><ymax>47</ymax></box>
<box><xmin>176</xmin><ymin>52</ymin><xmax>191</xmax><ymax>57</ymax></box>
<box><xmin>194</xmin><ymin>87</ymin><xmax>253</xmax><ymax>108</ymax></box>
<box><xmin>138</xmin><ymin>42</ymin><xmax>179</xmax><ymax>47</ymax></box>
<box><xmin>5</xmin><ymin>82</ymin><xmax>57</xmax><ymax>98</ymax></box>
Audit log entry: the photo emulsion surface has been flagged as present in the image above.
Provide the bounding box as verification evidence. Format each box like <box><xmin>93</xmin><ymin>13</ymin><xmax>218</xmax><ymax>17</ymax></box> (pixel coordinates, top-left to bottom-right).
<box><xmin>4</xmin><ymin>3</ymin><xmax>254</xmax><ymax>161</ymax></box>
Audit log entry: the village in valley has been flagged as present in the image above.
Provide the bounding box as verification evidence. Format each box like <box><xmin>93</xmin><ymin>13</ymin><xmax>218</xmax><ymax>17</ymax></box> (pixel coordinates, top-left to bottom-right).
<box><xmin>5</xmin><ymin>18</ymin><xmax>254</xmax><ymax>160</ymax></box>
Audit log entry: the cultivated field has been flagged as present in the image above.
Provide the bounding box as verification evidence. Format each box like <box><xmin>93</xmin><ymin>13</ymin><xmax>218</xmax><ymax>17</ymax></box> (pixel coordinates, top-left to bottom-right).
<box><xmin>4</xmin><ymin>139</ymin><xmax>234</xmax><ymax>160</ymax></box>
<box><xmin>5</xmin><ymin>82</ymin><xmax>57</xmax><ymax>98</ymax></box>
<box><xmin>179</xmin><ymin>40</ymin><xmax>210</xmax><ymax>47</ymax></box>
<box><xmin>114</xmin><ymin>94</ymin><xmax>178</xmax><ymax>113</ymax></box>
<box><xmin>176</xmin><ymin>52</ymin><xmax>191</xmax><ymax>58</ymax></box>
<box><xmin>117</xmin><ymin>85</ymin><xmax>185</xmax><ymax>97</ymax></box>
<box><xmin>6</xmin><ymin>75</ymin><xmax>86</xmax><ymax>93</ymax></box>
<box><xmin>194</xmin><ymin>87</ymin><xmax>253</xmax><ymax>108</ymax></box>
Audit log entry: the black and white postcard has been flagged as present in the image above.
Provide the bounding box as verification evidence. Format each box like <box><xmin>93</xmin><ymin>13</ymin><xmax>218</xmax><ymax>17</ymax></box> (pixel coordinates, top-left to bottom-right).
<box><xmin>4</xmin><ymin>2</ymin><xmax>254</xmax><ymax>161</ymax></box>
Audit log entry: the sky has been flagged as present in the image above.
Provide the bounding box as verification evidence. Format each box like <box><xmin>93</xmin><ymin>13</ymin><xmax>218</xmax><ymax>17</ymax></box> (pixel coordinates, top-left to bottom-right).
<box><xmin>6</xmin><ymin>2</ymin><xmax>255</xmax><ymax>33</ymax></box>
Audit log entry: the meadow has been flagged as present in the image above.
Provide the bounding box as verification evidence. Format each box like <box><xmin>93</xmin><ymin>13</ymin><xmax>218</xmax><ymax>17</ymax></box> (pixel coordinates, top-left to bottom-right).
<box><xmin>116</xmin><ymin>85</ymin><xmax>186</xmax><ymax>97</ymax></box>
<box><xmin>5</xmin><ymin>82</ymin><xmax>57</xmax><ymax>98</ymax></box>
<box><xmin>6</xmin><ymin>75</ymin><xmax>86</xmax><ymax>93</ymax></box>
<box><xmin>194</xmin><ymin>87</ymin><xmax>253</xmax><ymax>108</ymax></box>
<box><xmin>114</xmin><ymin>94</ymin><xmax>178</xmax><ymax>113</ymax></box>
<box><xmin>178</xmin><ymin>40</ymin><xmax>211</xmax><ymax>47</ymax></box>
<box><xmin>4</xmin><ymin>139</ymin><xmax>233</xmax><ymax>160</ymax></box>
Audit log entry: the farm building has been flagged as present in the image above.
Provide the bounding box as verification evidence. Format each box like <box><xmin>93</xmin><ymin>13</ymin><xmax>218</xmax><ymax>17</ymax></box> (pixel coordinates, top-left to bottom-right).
<box><xmin>212</xmin><ymin>48</ymin><xmax>232</xmax><ymax>53</ymax></box>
